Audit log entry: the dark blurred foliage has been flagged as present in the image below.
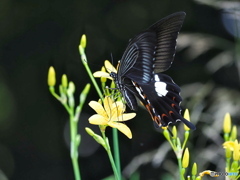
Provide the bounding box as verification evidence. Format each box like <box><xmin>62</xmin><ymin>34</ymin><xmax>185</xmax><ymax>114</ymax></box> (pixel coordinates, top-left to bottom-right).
<box><xmin>0</xmin><ymin>0</ymin><xmax>239</xmax><ymax>180</ymax></box>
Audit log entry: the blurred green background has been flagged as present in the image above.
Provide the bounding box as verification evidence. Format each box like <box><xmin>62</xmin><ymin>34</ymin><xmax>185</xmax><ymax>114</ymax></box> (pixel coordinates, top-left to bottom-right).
<box><xmin>0</xmin><ymin>0</ymin><xmax>239</xmax><ymax>179</ymax></box>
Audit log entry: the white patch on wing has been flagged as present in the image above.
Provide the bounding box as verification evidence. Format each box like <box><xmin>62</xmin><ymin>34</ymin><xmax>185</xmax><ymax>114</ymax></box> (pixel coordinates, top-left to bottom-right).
<box><xmin>154</xmin><ymin>74</ymin><xmax>168</xmax><ymax>97</ymax></box>
<box><xmin>132</xmin><ymin>81</ymin><xmax>145</xmax><ymax>99</ymax></box>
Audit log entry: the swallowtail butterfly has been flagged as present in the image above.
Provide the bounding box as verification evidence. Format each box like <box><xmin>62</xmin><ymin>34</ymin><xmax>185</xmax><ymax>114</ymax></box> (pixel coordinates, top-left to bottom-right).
<box><xmin>110</xmin><ymin>12</ymin><xmax>195</xmax><ymax>130</ymax></box>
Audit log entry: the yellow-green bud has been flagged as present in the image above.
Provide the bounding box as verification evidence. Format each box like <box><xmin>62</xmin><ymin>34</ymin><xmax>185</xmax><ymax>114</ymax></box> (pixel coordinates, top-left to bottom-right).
<box><xmin>85</xmin><ymin>127</ymin><xmax>95</xmax><ymax>136</ymax></box>
<box><xmin>163</xmin><ymin>129</ymin><xmax>170</xmax><ymax>141</ymax></box>
<box><xmin>61</xmin><ymin>74</ymin><xmax>68</xmax><ymax>88</ymax></box>
<box><xmin>80</xmin><ymin>34</ymin><xmax>87</xmax><ymax>48</ymax></box>
<box><xmin>48</xmin><ymin>66</ymin><xmax>56</xmax><ymax>86</ymax></box>
<box><xmin>182</xmin><ymin>148</ymin><xmax>190</xmax><ymax>168</ymax></box>
<box><xmin>172</xmin><ymin>126</ymin><xmax>177</xmax><ymax>139</ymax></box>
<box><xmin>223</xmin><ymin>113</ymin><xmax>231</xmax><ymax>134</ymax></box>
<box><xmin>80</xmin><ymin>83</ymin><xmax>90</xmax><ymax>104</ymax></box>
<box><xmin>230</xmin><ymin>125</ymin><xmax>237</xmax><ymax>141</ymax></box>
<box><xmin>68</xmin><ymin>81</ymin><xmax>75</xmax><ymax>95</ymax></box>
<box><xmin>192</xmin><ymin>162</ymin><xmax>197</xmax><ymax>176</ymax></box>
<box><xmin>110</xmin><ymin>80</ymin><xmax>116</xmax><ymax>89</ymax></box>
<box><xmin>85</xmin><ymin>127</ymin><xmax>105</xmax><ymax>146</ymax></box>
<box><xmin>195</xmin><ymin>176</ymin><xmax>202</xmax><ymax>180</ymax></box>
<box><xmin>183</xmin><ymin>109</ymin><xmax>190</xmax><ymax>131</ymax></box>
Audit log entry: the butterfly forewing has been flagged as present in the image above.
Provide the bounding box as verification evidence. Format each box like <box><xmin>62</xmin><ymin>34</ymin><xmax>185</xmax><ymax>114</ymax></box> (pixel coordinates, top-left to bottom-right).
<box><xmin>150</xmin><ymin>12</ymin><xmax>186</xmax><ymax>73</ymax></box>
<box><xmin>118</xmin><ymin>32</ymin><xmax>156</xmax><ymax>84</ymax></box>
<box><xmin>119</xmin><ymin>12</ymin><xmax>186</xmax><ymax>84</ymax></box>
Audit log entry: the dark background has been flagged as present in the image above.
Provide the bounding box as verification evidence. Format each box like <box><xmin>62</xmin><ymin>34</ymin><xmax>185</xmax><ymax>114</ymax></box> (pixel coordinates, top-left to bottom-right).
<box><xmin>0</xmin><ymin>0</ymin><xmax>239</xmax><ymax>180</ymax></box>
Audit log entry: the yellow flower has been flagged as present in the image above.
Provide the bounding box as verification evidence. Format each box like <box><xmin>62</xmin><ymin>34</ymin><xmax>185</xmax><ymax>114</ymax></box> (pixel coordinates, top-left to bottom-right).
<box><xmin>88</xmin><ymin>96</ymin><xmax>136</xmax><ymax>139</ymax></box>
<box><xmin>223</xmin><ymin>141</ymin><xmax>240</xmax><ymax>151</ymax></box>
<box><xmin>233</xmin><ymin>140</ymin><xmax>240</xmax><ymax>161</ymax></box>
<box><xmin>93</xmin><ymin>60</ymin><xmax>117</xmax><ymax>80</ymax></box>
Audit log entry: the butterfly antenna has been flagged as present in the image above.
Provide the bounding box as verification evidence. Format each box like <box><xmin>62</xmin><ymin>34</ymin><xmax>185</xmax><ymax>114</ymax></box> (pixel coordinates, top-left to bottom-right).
<box><xmin>110</xmin><ymin>53</ymin><xmax>114</xmax><ymax>66</ymax></box>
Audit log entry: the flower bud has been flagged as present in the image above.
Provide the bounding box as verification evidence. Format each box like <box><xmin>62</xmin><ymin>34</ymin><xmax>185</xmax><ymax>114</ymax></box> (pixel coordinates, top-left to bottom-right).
<box><xmin>61</xmin><ymin>74</ymin><xmax>68</xmax><ymax>88</ymax></box>
<box><xmin>223</xmin><ymin>113</ymin><xmax>231</xmax><ymax>134</ymax></box>
<box><xmin>48</xmin><ymin>66</ymin><xmax>56</xmax><ymax>86</ymax></box>
<box><xmin>192</xmin><ymin>162</ymin><xmax>197</xmax><ymax>176</ymax></box>
<box><xmin>80</xmin><ymin>34</ymin><xmax>87</xmax><ymax>48</ymax></box>
<box><xmin>182</xmin><ymin>148</ymin><xmax>189</xmax><ymax>168</ymax></box>
<box><xmin>183</xmin><ymin>109</ymin><xmax>191</xmax><ymax>131</ymax></box>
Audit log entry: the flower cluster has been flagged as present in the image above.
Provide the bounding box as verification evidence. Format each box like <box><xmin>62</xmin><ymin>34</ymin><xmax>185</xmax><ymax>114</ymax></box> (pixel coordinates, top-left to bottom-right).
<box><xmin>222</xmin><ymin>113</ymin><xmax>240</xmax><ymax>179</ymax></box>
<box><xmin>162</xmin><ymin>109</ymin><xmax>202</xmax><ymax>180</ymax></box>
<box><xmin>198</xmin><ymin>113</ymin><xmax>240</xmax><ymax>180</ymax></box>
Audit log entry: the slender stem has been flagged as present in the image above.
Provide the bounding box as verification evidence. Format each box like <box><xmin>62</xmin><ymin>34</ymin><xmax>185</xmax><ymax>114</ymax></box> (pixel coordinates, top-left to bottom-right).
<box><xmin>182</xmin><ymin>135</ymin><xmax>189</xmax><ymax>150</ymax></box>
<box><xmin>80</xmin><ymin>51</ymin><xmax>103</xmax><ymax>100</ymax></box>
<box><xmin>177</xmin><ymin>158</ymin><xmax>184</xmax><ymax>180</ymax></box>
<box><xmin>69</xmin><ymin>110</ymin><xmax>81</xmax><ymax>180</ymax></box>
<box><xmin>49</xmin><ymin>87</ymin><xmax>61</xmax><ymax>101</ymax></box>
<box><xmin>112</xmin><ymin>128</ymin><xmax>121</xmax><ymax>179</ymax></box>
<box><xmin>101</xmin><ymin>130</ymin><xmax>120</xmax><ymax>180</ymax></box>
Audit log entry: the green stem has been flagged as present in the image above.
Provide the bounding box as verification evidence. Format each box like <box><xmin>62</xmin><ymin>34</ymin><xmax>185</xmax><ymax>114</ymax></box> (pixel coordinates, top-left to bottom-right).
<box><xmin>69</xmin><ymin>110</ymin><xmax>81</xmax><ymax>180</ymax></box>
<box><xmin>177</xmin><ymin>158</ymin><xmax>184</xmax><ymax>180</ymax></box>
<box><xmin>182</xmin><ymin>133</ymin><xmax>189</xmax><ymax>150</ymax></box>
<box><xmin>49</xmin><ymin>87</ymin><xmax>61</xmax><ymax>101</ymax></box>
<box><xmin>101</xmin><ymin>130</ymin><xmax>120</xmax><ymax>180</ymax></box>
<box><xmin>112</xmin><ymin>128</ymin><xmax>121</xmax><ymax>179</ymax></box>
<box><xmin>80</xmin><ymin>50</ymin><xmax>103</xmax><ymax>100</ymax></box>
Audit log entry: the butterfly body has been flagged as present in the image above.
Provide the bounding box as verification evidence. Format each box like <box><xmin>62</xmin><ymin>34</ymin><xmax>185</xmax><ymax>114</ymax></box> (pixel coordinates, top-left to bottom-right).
<box><xmin>110</xmin><ymin>12</ymin><xmax>195</xmax><ymax>130</ymax></box>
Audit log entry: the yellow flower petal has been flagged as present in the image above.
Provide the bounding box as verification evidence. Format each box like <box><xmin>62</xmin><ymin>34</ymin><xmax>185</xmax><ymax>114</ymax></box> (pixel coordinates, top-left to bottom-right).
<box><xmin>93</xmin><ymin>71</ymin><xmax>112</xmax><ymax>79</ymax></box>
<box><xmin>89</xmin><ymin>114</ymin><xmax>108</xmax><ymax>125</ymax></box>
<box><xmin>223</xmin><ymin>141</ymin><xmax>234</xmax><ymax>150</ymax></box>
<box><xmin>89</xmin><ymin>101</ymin><xmax>107</xmax><ymax>117</ymax></box>
<box><xmin>110</xmin><ymin>109</ymin><xmax>120</xmax><ymax>121</ymax></box>
<box><xmin>108</xmin><ymin>122</ymin><xmax>132</xmax><ymax>139</ymax></box>
<box><xmin>104</xmin><ymin>97</ymin><xmax>114</xmax><ymax>117</ymax></box>
<box><xmin>105</xmin><ymin>60</ymin><xmax>117</xmax><ymax>73</ymax></box>
<box><xmin>120</xmin><ymin>113</ymin><xmax>136</xmax><ymax>121</ymax></box>
<box><xmin>110</xmin><ymin>101</ymin><xmax>126</xmax><ymax>119</ymax></box>
<box><xmin>233</xmin><ymin>140</ymin><xmax>239</xmax><ymax>161</ymax></box>
<box><xmin>115</xmin><ymin>101</ymin><xmax>125</xmax><ymax>115</ymax></box>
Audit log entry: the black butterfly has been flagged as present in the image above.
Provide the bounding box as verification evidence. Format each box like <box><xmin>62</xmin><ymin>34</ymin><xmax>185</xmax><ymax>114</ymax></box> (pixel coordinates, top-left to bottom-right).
<box><xmin>110</xmin><ymin>12</ymin><xmax>195</xmax><ymax>130</ymax></box>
